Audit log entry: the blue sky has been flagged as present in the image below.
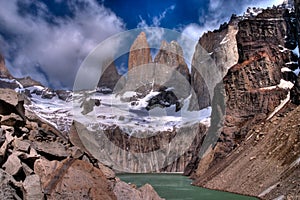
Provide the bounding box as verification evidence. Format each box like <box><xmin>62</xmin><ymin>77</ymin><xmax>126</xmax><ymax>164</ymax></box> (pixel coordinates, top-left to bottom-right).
<box><xmin>0</xmin><ymin>0</ymin><xmax>284</xmax><ymax>89</ymax></box>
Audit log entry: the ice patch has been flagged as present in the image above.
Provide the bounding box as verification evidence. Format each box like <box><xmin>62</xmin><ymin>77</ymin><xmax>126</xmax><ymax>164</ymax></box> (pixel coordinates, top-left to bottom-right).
<box><xmin>267</xmin><ymin>91</ymin><xmax>290</xmax><ymax>120</ymax></box>
<box><xmin>0</xmin><ymin>78</ymin><xmax>23</xmax><ymax>89</ymax></box>
<box><xmin>220</xmin><ymin>35</ymin><xmax>230</xmax><ymax>45</ymax></box>
<box><xmin>29</xmin><ymin>89</ymin><xmax>212</xmax><ymax>136</ymax></box>
<box><xmin>130</xmin><ymin>90</ymin><xmax>160</xmax><ymax>110</ymax></box>
<box><xmin>122</xmin><ymin>91</ymin><xmax>137</xmax><ymax>99</ymax></box>
<box><xmin>244</xmin><ymin>7</ymin><xmax>263</xmax><ymax>18</ymax></box>
<box><xmin>293</xmin><ymin>68</ymin><xmax>300</xmax><ymax>76</ymax></box>
<box><xmin>286</xmin><ymin>61</ymin><xmax>298</xmax><ymax>65</ymax></box>
<box><xmin>278</xmin><ymin>79</ymin><xmax>294</xmax><ymax>90</ymax></box>
<box><xmin>278</xmin><ymin>45</ymin><xmax>290</xmax><ymax>52</ymax></box>
<box><xmin>273</xmin><ymin>195</ymin><xmax>285</xmax><ymax>200</ymax></box>
<box><xmin>259</xmin><ymin>79</ymin><xmax>294</xmax><ymax>91</ymax></box>
<box><xmin>292</xmin><ymin>45</ymin><xmax>299</xmax><ymax>57</ymax></box>
<box><xmin>166</xmin><ymin>87</ymin><xmax>175</xmax><ymax>91</ymax></box>
<box><xmin>290</xmin><ymin>156</ymin><xmax>300</xmax><ymax>168</ymax></box>
<box><xmin>258</xmin><ymin>182</ymin><xmax>279</xmax><ymax>197</ymax></box>
<box><xmin>281</xmin><ymin>67</ymin><xmax>292</xmax><ymax>72</ymax></box>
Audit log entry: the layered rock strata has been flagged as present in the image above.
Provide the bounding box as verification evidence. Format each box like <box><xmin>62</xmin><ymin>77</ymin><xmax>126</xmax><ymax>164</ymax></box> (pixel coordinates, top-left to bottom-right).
<box><xmin>189</xmin><ymin>5</ymin><xmax>300</xmax><ymax>199</ymax></box>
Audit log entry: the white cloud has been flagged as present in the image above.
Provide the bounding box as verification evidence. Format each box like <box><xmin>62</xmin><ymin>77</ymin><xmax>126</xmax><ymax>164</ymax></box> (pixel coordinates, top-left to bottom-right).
<box><xmin>0</xmin><ymin>0</ymin><xmax>125</xmax><ymax>89</ymax></box>
<box><xmin>152</xmin><ymin>5</ymin><xmax>176</xmax><ymax>27</ymax></box>
<box><xmin>137</xmin><ymin>5</ymin><xmax>176</xmax><ymax>48</ymax></box>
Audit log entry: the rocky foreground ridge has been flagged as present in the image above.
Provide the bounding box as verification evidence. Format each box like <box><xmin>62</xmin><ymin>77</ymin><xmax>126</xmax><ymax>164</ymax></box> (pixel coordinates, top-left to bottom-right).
<box><xmin>0</xmin><ymin>55</ymin><xmax>163</xmax><ymax>199</ymax></box>
<box><xmin>0</xmin><ymin>88</ymin><xmax>163</xmax><ymax>199</ymax></box>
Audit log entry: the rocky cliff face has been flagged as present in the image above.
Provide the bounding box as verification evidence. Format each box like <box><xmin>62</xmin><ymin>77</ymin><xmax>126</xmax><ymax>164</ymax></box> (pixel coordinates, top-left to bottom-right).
<box><xmin>189</xmin><ymin>4</ymin><xmax>300</xmax><ymax>198</ymax></box>
<box><xmin>198</xmin><ymin>18</ymin><xmax>240</xmax><ymax>75</ymax></box>
<box><xmin>73</xmin><ymin>120</ymin><xmax>207</xmax><ymax>173</ymax></box>
<box><xmin>128</xmin><ymin>32</ymin><xmax>152</xmax><ymax>71</ymax></box>
<box><xmin>217</xmin><ymin>4</ymin><xmax>298</xmax><ymax>160</ymax></box>
<box><xmin>189</xmin><ymin>17</ymin><xmax>240</xmax><ymax>111</ymax></box>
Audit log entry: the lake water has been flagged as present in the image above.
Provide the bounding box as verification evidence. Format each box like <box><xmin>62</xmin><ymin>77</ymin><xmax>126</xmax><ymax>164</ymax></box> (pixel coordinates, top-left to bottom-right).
<box><xmin>118</xmin><ymin>173</ymin><xmax>258</xmax><ymax>200</ymax></box>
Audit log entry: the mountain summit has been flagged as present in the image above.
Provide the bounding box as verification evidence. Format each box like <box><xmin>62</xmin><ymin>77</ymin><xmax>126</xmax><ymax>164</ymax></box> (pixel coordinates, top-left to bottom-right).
<box><xmin>128</xmin><ymin>32</ymin><xmax>152</xmax><ymax>71</ymax></box>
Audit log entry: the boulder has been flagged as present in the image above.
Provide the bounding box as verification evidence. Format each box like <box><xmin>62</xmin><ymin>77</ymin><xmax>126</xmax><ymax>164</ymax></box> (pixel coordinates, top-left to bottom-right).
<box><xmin>22</xmin><ymin>174</ymin><xmax>44</xmax><ymax>200</ymax></box>
<box><xmin>32</xmin><ymin>141</ymin><xmax>68</xmax><ymax>159</ymax></box>
<box><xmin>0</xmin><ymin>113</ymin><xmax>24</xmax><ymax>127</ymax></box>
<box><xmin>0</xmin><ymin>169</ymin><xmax>22</xmax><ymax>200</ymax></box>
<box><xmin>34</xmin><ymin>158</ymin><xmax>117</xmax><ymax>200</ymax></box>
<box><xmin>3</xmin><ymin>153</ymin><xmax>22</xmax><ymax>176</ymax></box>
<box><xmin>13</xmin><ymin>138</ymin><xmax>30</xmax><ymax>153</ymax></box>
<box><xmin>0</xmin><ymin>88</ymin><xmax>25</xmax><ymax>120</ymax></box>
<box><xmin>113</xmin><ymin>181</ymin><xmax>163</xmax><ymax>200</ymax></box>
<box><xmin>55</xmin><ymin>90</ymin><xmax>72</xmax><ymax>101</ymax></box>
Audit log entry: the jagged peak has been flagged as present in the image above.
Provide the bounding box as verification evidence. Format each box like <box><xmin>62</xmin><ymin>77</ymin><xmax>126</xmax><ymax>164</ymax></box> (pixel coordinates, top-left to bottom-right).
<box><xmin>130</xmin><ymin>31</ymin><xmax>150</xmax><ymax>51</ymax></box>
<box><xmin>128</xmin><ymin>32</ymin><xmax>152</xmax><ymax>70</ymax></box>
<box><xmin>157</xmin><ymin>40</ymin><xmax>184</xmax><ymax>57</ymax></box>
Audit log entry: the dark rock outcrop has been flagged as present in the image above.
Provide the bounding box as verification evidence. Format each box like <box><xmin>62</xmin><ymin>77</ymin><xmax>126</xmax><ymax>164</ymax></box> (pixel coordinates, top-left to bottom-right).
<box><xmin>97</xmin><ymin>61</ymin><xmax>121</xmax><ymax>92</ymax></box>
<box><xmin>154</xmin><ymin>40</ymin><xmax>190</xmax><ymax>83</ymax></box>
<box><xmin>146</xmin><ymin>89</ymin><xmax>182</xmax><ymax>112</ymax></box>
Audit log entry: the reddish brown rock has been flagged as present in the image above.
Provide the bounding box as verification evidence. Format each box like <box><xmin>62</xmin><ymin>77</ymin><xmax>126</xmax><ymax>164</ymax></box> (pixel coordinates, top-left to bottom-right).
<box><xmin>291</xmin><ymin>0</ymin><xmax>300</xmax><ymax>104</ymax></box>
<box><xmin>0</xmin><ymin>169</ymin><xmax>22</xmax><ymax>199</ymax></box>
<box><xmin>194</xmin><ymin>104</ymin><xmax>300</xmax><ymax>199</ymax></box>
<box><xmin>189</xmin><ymin>5</ymin><xmax>299</xmax><ymax>181</ymax></box>
<box><xmin>34</xmin><ymin>158</ymin><xmax>117</xmax><ymax>200</ymax></box>
<box><xmin>0</xmin><ymin>88</ymin><xmax>26</xmax><ymax>120</ymax></box>
<box><xmin>113</xmin><ymin>181</ymin><xmax>163</xmax><ymax>200</ymax></box>
<box><xmin>3</xmin><ymin>153</ymin><xmax>22</xmax><ymax>176</ymax></box>
<box><xmin>22</xmin><ymin>174</ymin><xmax>44</xmax><ymax>200</ymax></box>
<box><xmin>0</xmin><ymin>53</ymin><xmax>11</xmax><ymax>78</ymax></box>
<box><xmin>128</xmin><ymin>32</ymin><xmax>152</xmax><ymax>71</ymax></box>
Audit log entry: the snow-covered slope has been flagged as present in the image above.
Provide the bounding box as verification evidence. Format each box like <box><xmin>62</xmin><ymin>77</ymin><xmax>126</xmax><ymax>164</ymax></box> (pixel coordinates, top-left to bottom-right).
<box><xmin>1</xmin><ymin>76</ymin><xmax>211</xmax><ymax>135</ymax></box>
<box><xmin>72</xmin><ymin>90</ymin><xmax>211</xmax><ymax>136</ymax></box>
